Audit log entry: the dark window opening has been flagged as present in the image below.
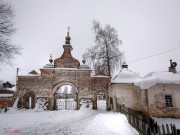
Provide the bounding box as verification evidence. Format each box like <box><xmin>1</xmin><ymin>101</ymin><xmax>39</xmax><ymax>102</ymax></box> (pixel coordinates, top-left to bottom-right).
<box><xmin>165</xmin><ymin>95</ymin><xmax>173</xmax><ymax>107</ymax></box>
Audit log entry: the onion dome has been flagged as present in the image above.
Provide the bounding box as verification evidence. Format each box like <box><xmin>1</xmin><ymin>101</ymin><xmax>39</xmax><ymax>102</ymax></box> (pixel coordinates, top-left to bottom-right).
<box><xmin>43</xmin><ymin>54</ymin><xmax>54</xmax><ymax>68</ymax></box>
<box><xmin>65</xmin><ymin>27</ymin><xmax>71</xmax><ymax>44</ymax></box>
<box><xmin>80</xmin><ymin>59</ymin><xmax>89</xmax><ymax>69</ymax></box>
<box><xmin>121</xmin><ymin>62</ymin><xmax>128</xmax><ymax>69</ymax></box>
<box><xmin>49</xmin><ymin>54</ymin><xmax>53</xmax><ymax>64</ymax></box>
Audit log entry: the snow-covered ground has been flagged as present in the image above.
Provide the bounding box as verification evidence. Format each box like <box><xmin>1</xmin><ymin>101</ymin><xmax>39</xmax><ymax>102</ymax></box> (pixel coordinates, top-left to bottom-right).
<box><xmin>0</xmin><ymin>101</ymin><xmax>139</xmax><ymax>135</ymax></box>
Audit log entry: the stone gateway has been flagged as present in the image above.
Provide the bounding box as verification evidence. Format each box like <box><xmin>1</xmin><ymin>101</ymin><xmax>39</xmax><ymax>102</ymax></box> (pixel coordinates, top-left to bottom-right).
<box><xmin>15</xmin><ymin>32</ymin><xmax>110</xmax><ymax>110</ymax></box>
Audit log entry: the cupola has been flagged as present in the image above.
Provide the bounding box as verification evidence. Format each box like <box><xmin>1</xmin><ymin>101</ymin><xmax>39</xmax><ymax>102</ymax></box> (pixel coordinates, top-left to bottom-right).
<box><xmin>54</xmin><ymin>28</ymin><xmax>80</xmax><ymax>68</ymax></box>
<box><xmin>121</xmin><ymin>62</ymin><xmax>128</xmax><ymax>69</ymax></box>
<box><xmin>65</xmin><ymin>27</ymin><xmax>71</xmax><ymax>44</ymax></box>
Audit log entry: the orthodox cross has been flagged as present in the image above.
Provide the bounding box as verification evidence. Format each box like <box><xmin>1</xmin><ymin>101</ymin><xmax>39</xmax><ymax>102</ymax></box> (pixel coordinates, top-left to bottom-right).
<box><xmin>67</xmin><ymin>27</ymin><xmax>70</xmax><ymax>33</ymax></box>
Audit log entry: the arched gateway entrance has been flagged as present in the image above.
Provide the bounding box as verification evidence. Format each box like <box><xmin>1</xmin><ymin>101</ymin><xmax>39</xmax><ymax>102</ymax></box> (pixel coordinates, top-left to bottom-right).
<box><xmin>54</xmin><ymin>84</ymin><xmax>78</xmax><ymax>110</ymax></box>
<box><xmin>96</xmin><ymin>91</ymin><xmax>107</xmax><ymax>110</ymax></box>
<box><xmin>23</xmin><ymin>91</ymin><xmax>35</xmax><ymax>109</ymax></box>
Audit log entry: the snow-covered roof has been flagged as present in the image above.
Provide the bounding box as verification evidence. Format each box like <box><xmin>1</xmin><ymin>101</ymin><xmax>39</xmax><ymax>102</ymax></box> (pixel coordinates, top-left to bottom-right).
<box><xmin>19</xmin><ymin>74</ymin><xmax>41</xmax><ymax>77</ymax></box>
<box><xmin>91</xmin><ymin>75</ymin><xmax>110</xmax><ymax>78</ymax></box>
<box><xmin>134</xmin><ymin>71</ymin><xmax>180</xmax><ymax>89</ymax></box>
<box><xmin>111</xmin><ymin>68</ymin><xmax>141</xmax><ymax>84</ymax></box>
<box><xmin>0</xmin><ymin>94</ymin><xmax>13</xmax><ymax>97</ymax></box>
<box><xmin>28</xmin><ymin>70</ymin><xmax>39</xmax><ymax>75</ymax></box>
<box><xmin>43</xmin><ymin>63</ymin><xmax>54</xmax><ymax>68</ymax></box>
<box><xmin>5</xmin><ymin>87</ymin><xmax>16</xmax><ymax>91</ymax></box>
<box><xmin>79</xmin><ymin>64</ymin><xmax>89</xmax><ymax>69</ymax></box>
<box><xmin>40</xmin><ymin>67</ymin><xmax>91</xmax><ymax>71</ymax></box>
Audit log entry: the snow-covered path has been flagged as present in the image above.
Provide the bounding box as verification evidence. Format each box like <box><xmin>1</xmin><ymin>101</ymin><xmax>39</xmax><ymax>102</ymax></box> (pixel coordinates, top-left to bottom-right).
<box><xmin>0</xmin><ymin>102</ymin><xmax>139</xmax><ymax>135</ymax></box>
<box><xmin>19</xmin><ymin>111</ymin><xmax>138</xmax><ymax>135</ymax></box>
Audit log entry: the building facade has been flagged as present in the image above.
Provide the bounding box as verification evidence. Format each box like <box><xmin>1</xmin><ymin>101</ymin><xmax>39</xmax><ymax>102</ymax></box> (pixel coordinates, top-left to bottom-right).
<box><xmin>0</xmin><ymin>82</ymin><xmax>15</xmax><ymax>109</ymax></box>
<box><xmin>109</xmin><ymin>61</ymin><xmax>180</xmax><ymax>118</ymax></box>
<box><xmin>15</xmin><ymin>32</ymin><xmax>110</xmax><ymax>110</ymax></box>
<box><xmin>14</xmin><ymin>32</ymin><xmax>180</xmax><ymax>118</ymax></box>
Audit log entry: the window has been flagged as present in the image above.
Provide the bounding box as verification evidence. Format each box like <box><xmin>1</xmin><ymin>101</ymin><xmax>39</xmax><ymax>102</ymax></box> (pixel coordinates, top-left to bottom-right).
<box><xmin>165</xmin><ymin>95</ymin><xmax>173</xmax><ymax>107</ymax></box>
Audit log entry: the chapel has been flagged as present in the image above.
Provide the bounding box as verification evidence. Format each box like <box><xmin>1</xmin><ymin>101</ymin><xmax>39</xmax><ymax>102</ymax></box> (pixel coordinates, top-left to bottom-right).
<box><xmin>15</xmin><ymin>31</ymin><xmax>110</xmax><ymax>110</ymax></box>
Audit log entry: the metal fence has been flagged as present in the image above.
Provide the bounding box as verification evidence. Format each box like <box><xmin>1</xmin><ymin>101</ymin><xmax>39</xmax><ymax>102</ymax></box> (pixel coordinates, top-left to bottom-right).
<box><xmin>116</xmin><ymin>104</ymin><xmax>180</xmax><ymax>135</ymax></box>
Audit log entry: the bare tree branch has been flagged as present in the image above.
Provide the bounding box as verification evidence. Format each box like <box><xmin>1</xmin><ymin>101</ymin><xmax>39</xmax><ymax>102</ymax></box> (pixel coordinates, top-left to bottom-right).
<box><xmin>83</xmin><ymin>20</ymin><xmax>124</xmax><ymax>77</ymax></box>
<box><xmin>0</xmin><ymin>1</ymin><xmax>21</xmax><ymax>65</ymax></box>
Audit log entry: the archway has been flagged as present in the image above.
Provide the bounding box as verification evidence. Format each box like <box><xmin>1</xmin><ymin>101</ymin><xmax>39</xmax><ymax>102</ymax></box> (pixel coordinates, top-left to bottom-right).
<box><xmin>23</xmin><ymin>91</ymin><xmax>35</xmax><ymax>109</ymax></box>
<box><xmin>54</xmin><ymin>84</ymin><xmax>78</xmax><ymax>110</ymax></box>
<box><xmin>96</xmin><ymin>91</ymin><xmax>107</xmax><ymax>110</ymax></box>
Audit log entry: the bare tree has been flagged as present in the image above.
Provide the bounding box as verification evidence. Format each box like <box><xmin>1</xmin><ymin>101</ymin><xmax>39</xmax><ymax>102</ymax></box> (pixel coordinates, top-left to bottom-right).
<box><xmin>0</xmin><ymin>2</ymin><xmax>21</xmax><ymax>65</ymax></box>
<box><xmin>83</xmin><ymin>20</ymin><xmax>123</xmax><ymax>77</ymax></box>
<box><xmin>63</xmin><ymin>85</ymin><xmax>68</xmax><ymax>94</ymax></box>
<box><xmin>0</xmin><ymin>80</ymin><xmax>3</xmax><ymax>85</ymax></box>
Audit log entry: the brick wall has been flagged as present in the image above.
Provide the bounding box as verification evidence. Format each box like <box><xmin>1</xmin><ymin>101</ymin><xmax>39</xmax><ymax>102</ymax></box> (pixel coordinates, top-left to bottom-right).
<box><xmin>17</xmin><ymin>69</ymin><xmax>110</xmax><ymax>110</ymax></box>
<box><xmin>147</xmin><ymin>84</ymin><xmax>180</xmax><ymax>118</ymax></box>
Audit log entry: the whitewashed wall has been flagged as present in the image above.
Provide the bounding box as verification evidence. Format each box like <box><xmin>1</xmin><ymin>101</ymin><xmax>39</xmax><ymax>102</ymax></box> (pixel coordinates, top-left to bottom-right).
<box><xmin>146</xmin><ymin>84</ymin><xmax>180</xmax><ymax>118</ymax></box>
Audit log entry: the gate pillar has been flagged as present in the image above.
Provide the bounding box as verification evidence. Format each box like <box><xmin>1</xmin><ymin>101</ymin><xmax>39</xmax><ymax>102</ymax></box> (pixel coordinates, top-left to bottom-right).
<box><xmin>49</xmin><ymin>96</ymin><xmax>54</xmax><ymax>110</ymax></box>
<box><xmin>77</xmin><ymin>94</ymin><xmax>80</xmax><ymax>110</ymax></box>
<box><xmin>93</xmin><ymin>94</ymin><xmax>97</xmax><ymax>110</ymax></box>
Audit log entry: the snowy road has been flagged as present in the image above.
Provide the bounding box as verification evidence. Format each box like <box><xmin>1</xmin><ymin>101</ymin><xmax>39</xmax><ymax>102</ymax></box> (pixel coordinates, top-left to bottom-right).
<box><xmin>0</xmin><ymin>102</ymin><xmax>139</xmax><ymax>135</ymax></box>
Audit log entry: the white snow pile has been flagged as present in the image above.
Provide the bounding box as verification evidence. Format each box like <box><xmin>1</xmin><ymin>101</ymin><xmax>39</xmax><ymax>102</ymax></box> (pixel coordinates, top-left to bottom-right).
<box><xmin>0</xmin><ymin>101</ymin><xmax>139</xmax><ymax>135</ymax></box>
<box><xmin>34</xmin><ymin>98</ymin><xmax>49</xmax><ymax>111</ymax></box>
<box><xmin>5</xmin><ymin>86</ymin><xmax>16</xmax><ymax>91</ymax></box>
<box><xmin>134</xmin><ymin>71</ymin><xmax>180</xmax><ymax>89</ymax></box>
<box><xmin>12</xmin><ymin>97</ymin><xmax>19</xmax><ymax>108</ymax></box>
<box><xmin>80</xmin><ymin>99</ymin><xmax>93</xmax><ymax>110</ymax></box>
<box><xmin>111</xmin><ymin>68</ymin><xmax>141</xmax><ymax>84</ymax></box>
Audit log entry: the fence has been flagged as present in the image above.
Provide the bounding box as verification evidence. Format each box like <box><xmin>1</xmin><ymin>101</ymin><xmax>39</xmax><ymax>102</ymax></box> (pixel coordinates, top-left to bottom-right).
<box><xmin>116</xmin><ymin>104</ymin><xmax>180</xmax><ymax>135</ymax></box>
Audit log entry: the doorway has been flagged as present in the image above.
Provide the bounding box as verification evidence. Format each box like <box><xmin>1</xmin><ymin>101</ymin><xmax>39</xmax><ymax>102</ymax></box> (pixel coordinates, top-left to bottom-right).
<box><xmin>96</xmin><ymin>91</ymin><xmax>107</xmax><ymax>110</ymax></box>
<box><xmin>23</xmin><ymin>91</ymin><xmax>35</xmax><ymax>109</ymax></box>
<box><xmin>54</xmin><ymin>85</ymin><xmax>78</xmax><ymax>110</ymax></box>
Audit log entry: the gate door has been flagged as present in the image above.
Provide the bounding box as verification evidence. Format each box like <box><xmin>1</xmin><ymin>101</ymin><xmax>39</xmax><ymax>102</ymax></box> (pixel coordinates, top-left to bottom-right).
<box><xmin>55</xmin><ymin>85</ymin><xmax>78</xmax><ymax>110</ymax></box>
<box><xmin>55</xmin><ymin>94</ymin><xmax>77</xmax><ymax>110</ymax></box>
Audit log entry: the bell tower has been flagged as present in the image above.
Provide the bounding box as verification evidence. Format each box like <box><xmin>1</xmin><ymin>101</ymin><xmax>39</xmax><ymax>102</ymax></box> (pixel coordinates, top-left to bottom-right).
<box><xmin>54</xmin><ymin>28</ymin><xmax>80</xmax><ymax>68</ymax></box>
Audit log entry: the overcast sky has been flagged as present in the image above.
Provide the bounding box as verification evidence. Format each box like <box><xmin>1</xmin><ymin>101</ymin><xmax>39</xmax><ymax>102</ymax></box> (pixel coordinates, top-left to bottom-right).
<box><xmin>1</xmin><ymin>0</ymin><xmax>180</xmax><ymax>83</ymax></box>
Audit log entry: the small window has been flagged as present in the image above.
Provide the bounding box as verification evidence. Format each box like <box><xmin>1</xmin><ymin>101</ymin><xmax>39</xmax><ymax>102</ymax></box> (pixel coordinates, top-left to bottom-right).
<box><xmin>165</xmin><ymin>95</ymin><xmax>173</xmax><ymax>107</ymax></box>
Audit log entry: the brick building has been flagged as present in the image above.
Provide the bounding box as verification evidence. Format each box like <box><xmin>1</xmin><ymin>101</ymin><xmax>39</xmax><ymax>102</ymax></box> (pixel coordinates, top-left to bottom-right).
<box><xmin>0</xmin><ymin>81</ymin><xmax>15</xmax><ymax>109</ymax></box>
<box><xmin>109</xmin><ymin>60</ymin><xmax>180</xmax><ymax>118</ymax></box>
<box><xmin>16</xmin><ymin>32</ymin><xmax>110</xmax><ymax>110</ymax></box>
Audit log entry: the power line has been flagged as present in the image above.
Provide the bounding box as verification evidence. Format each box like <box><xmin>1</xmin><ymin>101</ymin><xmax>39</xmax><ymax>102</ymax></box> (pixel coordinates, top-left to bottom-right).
<box><xmin>127</xmin><ymin>46</ymin><xmax>180</xmax><ymax>63</ymax></box>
